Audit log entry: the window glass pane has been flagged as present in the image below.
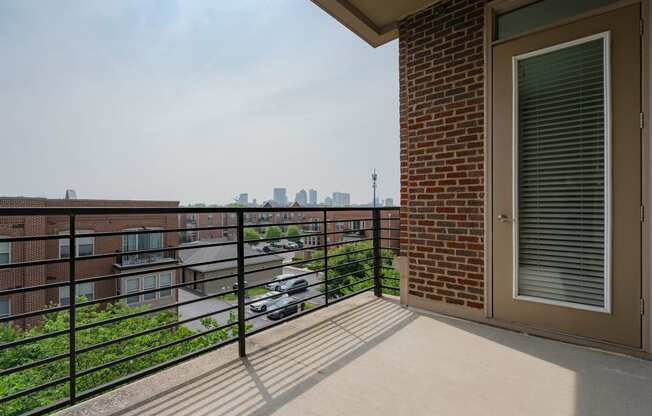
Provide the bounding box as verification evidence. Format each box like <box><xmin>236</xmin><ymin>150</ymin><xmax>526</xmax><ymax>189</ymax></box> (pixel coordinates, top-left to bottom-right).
<box><xmin>0</xmin><ymin>241</ymin><xmax>10</xmax><ymax>265</ymax></box>
<box><xmin>0</xmin><ymin>299</ymin><xmax>9</xmax><ymax>317</ymax></box>
<box><xmin>159</xmin><ymin>273</ymin><xmax>172</xmax><ymax>297</ymax></box>
<box><xmin>126</xmin><ymin>278</ymin><xmax>140</xmax><ymax>305</ymax></box>
<box><xmin>59</xmin><ymin>286</ymin><xmax>70</xmax><ymax>305</ymax></box>
<box><xmin>143</xmin><ymin>275</ymin><xmax>157</xmax><ymax>300</ymax></box>
<box><xmin>150</xmin><ymin>233</ymin><xmax>163</xmax><ymax>250</ymax></box>
<box><xmin>123</xmin><ymin>234</ymin><xmax>137</xmax><ymax>252</ymax></box>
<box><xmin>60</xmin><ymin>240</ymin><xmax>70</xmax><ymax>258</ymax></box>
<box><xmin>78</xmin><ymin>243</ymin><xmax>94</xmax><ymax>257</ymax></box>
<box><xmin>497</xmin><ymin>0</ymin><xmax>620</xmax><ymax>40</ymax></box>
<box><xmin>516</xmin><ymin>36</ymin><xmax>608</xmax><ymax>308</ymax></box>
<box><xmin>78</xmin><ymin>282</ymin><xmax>94</xmax><ymax>300</ymax></box>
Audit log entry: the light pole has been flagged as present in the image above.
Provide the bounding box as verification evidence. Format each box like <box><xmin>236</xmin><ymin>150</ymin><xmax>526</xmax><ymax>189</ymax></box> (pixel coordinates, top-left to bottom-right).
<box><xmin>371</xmin><ymin>169</ymin><xmax>378</xmax><ymax>208</ymax></box>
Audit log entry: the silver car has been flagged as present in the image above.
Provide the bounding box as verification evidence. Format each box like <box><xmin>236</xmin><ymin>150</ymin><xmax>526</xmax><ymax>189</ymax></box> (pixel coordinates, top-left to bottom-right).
<box><xmin>265</xmin><ymin>273</ymin><xmax>295</xmax><ymax>291</ymax></box>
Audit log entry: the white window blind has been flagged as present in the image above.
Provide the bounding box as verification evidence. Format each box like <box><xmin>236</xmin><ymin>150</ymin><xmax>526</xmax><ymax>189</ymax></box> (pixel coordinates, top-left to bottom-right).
<box><xmin>514</xmin><ymin>33</ymin><xmax>610</xmax><ymax>310</ymax></box>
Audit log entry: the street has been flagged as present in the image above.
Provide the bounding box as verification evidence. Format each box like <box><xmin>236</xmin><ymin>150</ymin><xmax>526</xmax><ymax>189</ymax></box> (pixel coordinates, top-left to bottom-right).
<box><xmin>178</xmin><ymin>265</ymin><xmax>325</xmax><ymax>332</ymax></box>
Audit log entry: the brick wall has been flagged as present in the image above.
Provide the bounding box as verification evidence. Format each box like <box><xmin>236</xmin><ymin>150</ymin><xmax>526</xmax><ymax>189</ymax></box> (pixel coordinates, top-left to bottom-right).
<box><xmin>399</xmin><ymin>0</ymin><xmax>485</xmax><ymax>311</ymax></box>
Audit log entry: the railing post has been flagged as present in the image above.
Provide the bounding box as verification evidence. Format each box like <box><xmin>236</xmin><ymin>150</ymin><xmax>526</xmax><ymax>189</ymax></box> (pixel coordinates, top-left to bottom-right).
<box><xmin>322</xmin><ymin>210</ymin><xmax>329</xmax><ymax>306</ymax></box>
<box><xmin>373</xmin><ymin>208</ymin><xmax>381</xmax><ymax>297</ymax></box>
<box><xmin>68</xmin><ymin>215</ymin><xmax>77</xmax><ymax>404</ymax></box>
<box><xmin>236</xmin><ymin>209</ymin><xmax>246</xmax><ymax>357</ymax></box>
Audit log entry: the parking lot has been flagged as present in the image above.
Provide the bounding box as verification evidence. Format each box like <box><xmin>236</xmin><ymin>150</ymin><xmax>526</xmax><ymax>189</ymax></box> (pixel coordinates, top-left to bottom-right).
<box><xmin>178</xmin><ymin>266</ymin><xmax>324</xmax><ymax>332</ymax></box>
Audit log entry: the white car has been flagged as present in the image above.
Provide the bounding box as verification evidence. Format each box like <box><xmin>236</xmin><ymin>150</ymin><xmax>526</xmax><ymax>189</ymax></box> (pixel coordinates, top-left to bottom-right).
<box><xmin>265</xmin><ymin>273</ymin><xmax>295</xmax><ymax>291</ymax></box>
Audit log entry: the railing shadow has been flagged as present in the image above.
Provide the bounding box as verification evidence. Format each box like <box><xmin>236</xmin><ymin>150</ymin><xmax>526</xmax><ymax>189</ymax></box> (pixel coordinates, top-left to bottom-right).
<box><xmin>112</xmin><ymin>296</ymin><xmax>414</xmax><ymax>416</ymax></box>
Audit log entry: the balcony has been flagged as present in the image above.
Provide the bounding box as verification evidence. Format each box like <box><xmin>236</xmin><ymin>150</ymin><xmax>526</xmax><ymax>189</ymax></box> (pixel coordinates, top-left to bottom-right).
<box><xmin>57</xmin><ymin>293</ymin><xmax>652</xmax><ymax>416</ymax></box>
<box><xmin>0</xmin><ymin>206</ymin><xmax>400</xmax><ymax>416</ymax></box>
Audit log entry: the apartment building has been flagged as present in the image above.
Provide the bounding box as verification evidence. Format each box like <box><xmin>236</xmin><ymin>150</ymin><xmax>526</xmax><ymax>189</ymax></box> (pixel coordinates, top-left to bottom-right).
<box><xmin>0</xmin><ymin>197</ymin><xmax>179</xmax><ymax>327</ymax></box>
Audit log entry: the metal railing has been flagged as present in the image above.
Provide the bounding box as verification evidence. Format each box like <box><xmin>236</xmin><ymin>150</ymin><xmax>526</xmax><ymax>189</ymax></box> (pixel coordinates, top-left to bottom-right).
<box><xmin>0</xmin><ymin>206</ymin><xmax>400</xmax><ymax>416</ymax></box>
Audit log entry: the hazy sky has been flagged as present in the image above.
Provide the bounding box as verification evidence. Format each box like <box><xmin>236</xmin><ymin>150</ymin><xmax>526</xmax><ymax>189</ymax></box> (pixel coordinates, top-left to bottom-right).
<box><xmin>0</xmin><ymin>0</ymin><xmax>399</xmax><ymax>205</ymax></box>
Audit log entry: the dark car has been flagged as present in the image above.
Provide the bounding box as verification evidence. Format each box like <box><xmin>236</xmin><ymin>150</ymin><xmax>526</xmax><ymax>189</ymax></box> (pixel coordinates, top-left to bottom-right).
<box><xmin>266</xmin><ymin>297</ymin><xmax>299</xmax><ymax>320</ymax></box>
<box><xmin>276</xmin><ymin>278</ymin><xmax>308</xmax><ymax>294</ymax></box>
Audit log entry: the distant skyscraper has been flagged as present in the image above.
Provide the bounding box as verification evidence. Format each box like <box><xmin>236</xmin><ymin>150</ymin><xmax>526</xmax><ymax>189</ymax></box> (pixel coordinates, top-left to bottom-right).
<box><xmin>332</xmin><ymin>192</ymin><xmax>351</xmax><ymax>207</ymax></box>
<box><xmin>308</xmin><ymin>189</ymin><xmax>317</xmax><ymax>206</ymax></box>
<box><xmin>384</xmin><ymin>198</ymin><xmax>394</xmax><ymax>207</ymax></box>
<box><xmin>295</xmin><ymin>189</ymin><xmax>307</xmax><ymax>205</ymax></box>
<box><xmin>237</xmin><ymin>193</ymin><xmax>249</xmax><ymax>205</ymax></box>
<box><xmin>273</xmin><ymin>188</ymin><xmax>288</xmax><ymax>206</ymax></box>
<box><xmin>324</xmin><ymin>196</ymin><xmax>333</xmax><ymax>207</ymax></box>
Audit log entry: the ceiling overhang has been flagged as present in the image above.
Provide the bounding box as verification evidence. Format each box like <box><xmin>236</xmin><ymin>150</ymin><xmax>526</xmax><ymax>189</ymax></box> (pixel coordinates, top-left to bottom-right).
<box><xmin>311</xmin><ymin>0</ymin><xmax>443</xmax><ymax>47</ymax></box>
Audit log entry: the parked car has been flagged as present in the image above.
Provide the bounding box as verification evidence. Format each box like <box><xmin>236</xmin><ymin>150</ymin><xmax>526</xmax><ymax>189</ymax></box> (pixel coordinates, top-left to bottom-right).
<box><xmin>266</xmin><ymin>297</ymin><xmax>299</xmax><ymax>320</ymax></box>
<box><xmin>249</xmin><ymin>291</ymin><xmax>285</xmax><ymax>313</ymax></box>
<box><xmin>270</xmin><ymin>241</ymin><xmax>284</xmax><ymax>250</ymax></box>
<box><xmin>265</xmin><ymin>273</ymin><xmax>295</xmax><ymax>291</ymax></box>
<box><xmin>276</xmin><ymin>278</ymin><xmax>309</xmax><ymax>294</ymax></box>
<box><xmin>284</xmin><ymin>241</ymin><xmax>299</xmax><ymax>250</ymax></box>
<box><xmin>257</xmin><ymin>243</ymin><xmax>271</xmax><ymax>253</ymax></box>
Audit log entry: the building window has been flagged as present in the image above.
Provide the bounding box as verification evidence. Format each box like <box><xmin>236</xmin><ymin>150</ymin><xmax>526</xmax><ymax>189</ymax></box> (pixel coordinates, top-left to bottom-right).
<box><xmin>0</xmin><ymin>298</ymin><xmax>9</xmax><ymax>318</ymax></box>
<box><xmin>0</xmin><ymin>238</ymin><xmax>10</xmax><ymax>265</ymax></box>
<box><xmin>143</xmin><ymin>275</ymin><xmax>157</xmax><ymax>301</ymax></box>
<box><xmin>122</xmin><ymin>229</ymin><xmax>164</xmax><ymax>264</ymax></box>
<box><xmin>126</xmin><ymin>278</ymin><xmax>140</xmax><ymax>305</ymax></box>
<box><xmin>59</xmin><ymin>230</ymin><xmax>95</xmax><ymax>258</ymax></box>
<box><xmin>59</xmin><ymin>282</ymin><xmax>95</xmax><ymax>305</ymax></box>
<box><xmin>159</xmin><ymin>273</ymin><xmax>172</xmax><ymax>298</ymax></box>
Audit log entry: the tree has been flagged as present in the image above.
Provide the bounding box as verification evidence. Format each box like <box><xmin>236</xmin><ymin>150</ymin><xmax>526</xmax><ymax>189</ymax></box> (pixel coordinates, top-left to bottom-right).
<box><xmin>286</xmin><ymin>225</ymin><xmax>300</xmax><ymax>241</ymax></box>
<box><xmin>243</xmin><ymin>228</ymin><xmax>260</xmax><ymax>242</ymax></box>
<box><xmin>263</xmin><ymin>226</ymin><xmax>283</xmax><ymax>240</ymax></box>
<box><xmin>308</xmin><ymin>241</ymin><xmax>399</xmax><ymax>299</ymax></box>
<box><xmin>0</xmin><ymin>300</ymin><xmax>241</xmax><ymax>416</ymax></box>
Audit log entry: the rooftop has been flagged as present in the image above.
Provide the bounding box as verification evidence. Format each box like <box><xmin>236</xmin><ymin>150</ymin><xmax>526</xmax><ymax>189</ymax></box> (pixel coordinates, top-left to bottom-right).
<box><xmin>55</xmin><ymin>293</ymin><xmax>652</xmax><ymax>416</ymax></box>
<box><xmin>179</xmin><ymin>240</ymin><xmax>284</xmax><ymax>273</ymax></box>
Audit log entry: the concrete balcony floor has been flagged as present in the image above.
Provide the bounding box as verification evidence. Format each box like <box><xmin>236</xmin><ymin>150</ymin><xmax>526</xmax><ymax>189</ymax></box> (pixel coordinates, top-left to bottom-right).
<box><xmin>57</xmin><ymin>293</ymin><xmax>652</xmax><ymax>416</ymax></box>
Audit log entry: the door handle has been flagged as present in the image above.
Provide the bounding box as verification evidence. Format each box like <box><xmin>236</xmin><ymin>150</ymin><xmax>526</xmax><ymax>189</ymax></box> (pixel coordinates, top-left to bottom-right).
<box><xmin>497</xmin><ymin>214</ymin><xmax>513</xmax><ymax>223</ymax></box>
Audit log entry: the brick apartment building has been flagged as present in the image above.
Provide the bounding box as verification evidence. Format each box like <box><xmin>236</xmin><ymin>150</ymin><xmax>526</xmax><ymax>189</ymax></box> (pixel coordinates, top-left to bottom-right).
<box><xmin>0</xmin><ymin>197</ymin><xmax>179</xmax><ymax>327</ymax></box>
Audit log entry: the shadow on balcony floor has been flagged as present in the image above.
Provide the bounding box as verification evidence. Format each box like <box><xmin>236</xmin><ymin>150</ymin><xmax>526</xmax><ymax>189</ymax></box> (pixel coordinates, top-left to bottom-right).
<box><xmin>57</xmin><ymin>294</ymin><xmax>652</xmax><ymax>416</ymax></box>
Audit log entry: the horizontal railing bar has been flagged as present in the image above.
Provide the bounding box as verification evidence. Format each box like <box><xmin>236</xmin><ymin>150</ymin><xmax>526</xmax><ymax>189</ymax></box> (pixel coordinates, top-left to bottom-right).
<box><xmin>327</xmin><ymin>277</ymin><xmax>375</xmax><ymax>295</ymax></box>
<box><xmin>82</xmin><ymin>225</ymin><xmax>238</xmax><ymax>239</ymax></box>
<box><xmin>328</xmin><ymin>257</ymin><xmax>374</xmax><ymax>270</ymax></box>
<box><xmin>0</xmin><ymin>352</ymin><xmax>69</xmax><ymax>377</ymax></box>
<box><xmin>21</xmin><ymin>398</ymin><xmax>70</xmax><ymax>416</ymax></box>
<box><xmin>76</xmin><ymin>304</ymin><xmax>238</xmax><ymax>355</ymax></box>
<box><xmin>0</xmin><ymin>375</ymin><xmax>70</xmax><ymax>405</ymax></box>
<box><xmin>68</xmin><ymin>253</ymin><xmax>246</xmax><ymax>285</ymax></box>
<box><xmin>0</xmin><ymin>329</ymin><xmax>69</xmax><ymax>351</ymax></box>
<box><xmin>325</xmin><ymin>228</ymin><xmax>374</xmax><ymax>235</ymax></box>
<box><xmin>240</xmin><ymin>256</ymin><xmax>318</xmax><ymax>276</ymax></box>
<box><xmin>75</xmin><ymin>240</ymin><xmax>237</xmax><ymax>262</ymax></box>
<box><xmin>244</xmin><ymin>292</ymin><xmax>324</xmax><ymax>322</ymax></box>
<box><xmin>322</xmin><ymin>247</ymin><xmax>373</xmax><ymax>260</ymax></box>
<box><xmin>379</xmin><ymin>256</ymin><xmax>394</xmax><ymax>261</ymax></box>
<box><xmin>381</xmin><ymin>277</ymin><xmax>400</xmax><ymax>281</ymax></box>
<box><xmin>245</xmin><ymin>302</ymin><xmax>328</xmax><ymax>338</ymax></box>
<box><xmin>246</xmin><ymin>231</ymin><xmax>322</xmax><ymax>245</ymax></box>
<box><xmin>72</xmin><ymin>336</ymin><xmax>239</xmax><ymax>407</ymax></box>
<box><xmin>0</xmin><ymin>207</ymin><xmax>400</xmax><ymax>216</ymax></box>
<box><xmin>380</xmin><ymin>237</ymin><xmax>401</xmax><ymax>241</ymax></box>
<box><xmin>0</xmin><ymin>256</ymin><xmax>68</xmax><ymax>271</ymax></box>
<box><xmin>0</xmin><ymin>234</ymin><xmax>68</xmax><ymax>243</ymax></box>
<box><xmin>77</xmin><ymin>274</ymin><xmax>240</xmax><ymax>307</ymax></box>
<box><xmin>379</xmin><ymin>227</ymin><xmax>400</xmax><ymax>231</ymax></box>
<box><xmin>329</xmin><ymin>285</ymin><xmax>375</xmax><ymax>305</ymax></box>
<box><xmin>380</xmin><ymin>285</ymin><xmax>400</xmax><ymax>290</ymax></box>
<box><xmin>0</xmin><ymin>304</ymin><xmax>69</xmax><ymax>324</ymax></box>
<box><xmin>0</xmin><ymin>281</ymin><xmax>70</xmax><ymax>297</ymax></box>
<box><xmin>76</xmin><ymin>288</ymin><xmax>239</xmax><ymax>331</ymax></box>
<box><xmin>324</xmin><ymin>218</ymin><xmax>372</xmax><ymax>223</ymax></box>
<box><xmin>323</xmin><ymin>237</ymin><xmax>374</xmax><ymax>250</ymax></box>
<box><xmin>244</xmin><ymin>219</ymin><xmax>324</xmax><ymax>228</ymax></box>
<box><xmin>76</xmin><ymin>321</ymin><xmax>238</xmax><ymax>377</ymax></box>
<box><xmin>244</xmin><ymin>267</ymin><xmax>326</xmax><ymax>293</ymax></box>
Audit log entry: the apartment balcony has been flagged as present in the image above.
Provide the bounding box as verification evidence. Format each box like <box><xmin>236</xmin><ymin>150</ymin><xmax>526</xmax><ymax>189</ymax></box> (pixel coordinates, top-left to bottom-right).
<box><xmin>55</xmin><ymin>293</ymin><xmax>652</xmax><ymax>416</ymax></box>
